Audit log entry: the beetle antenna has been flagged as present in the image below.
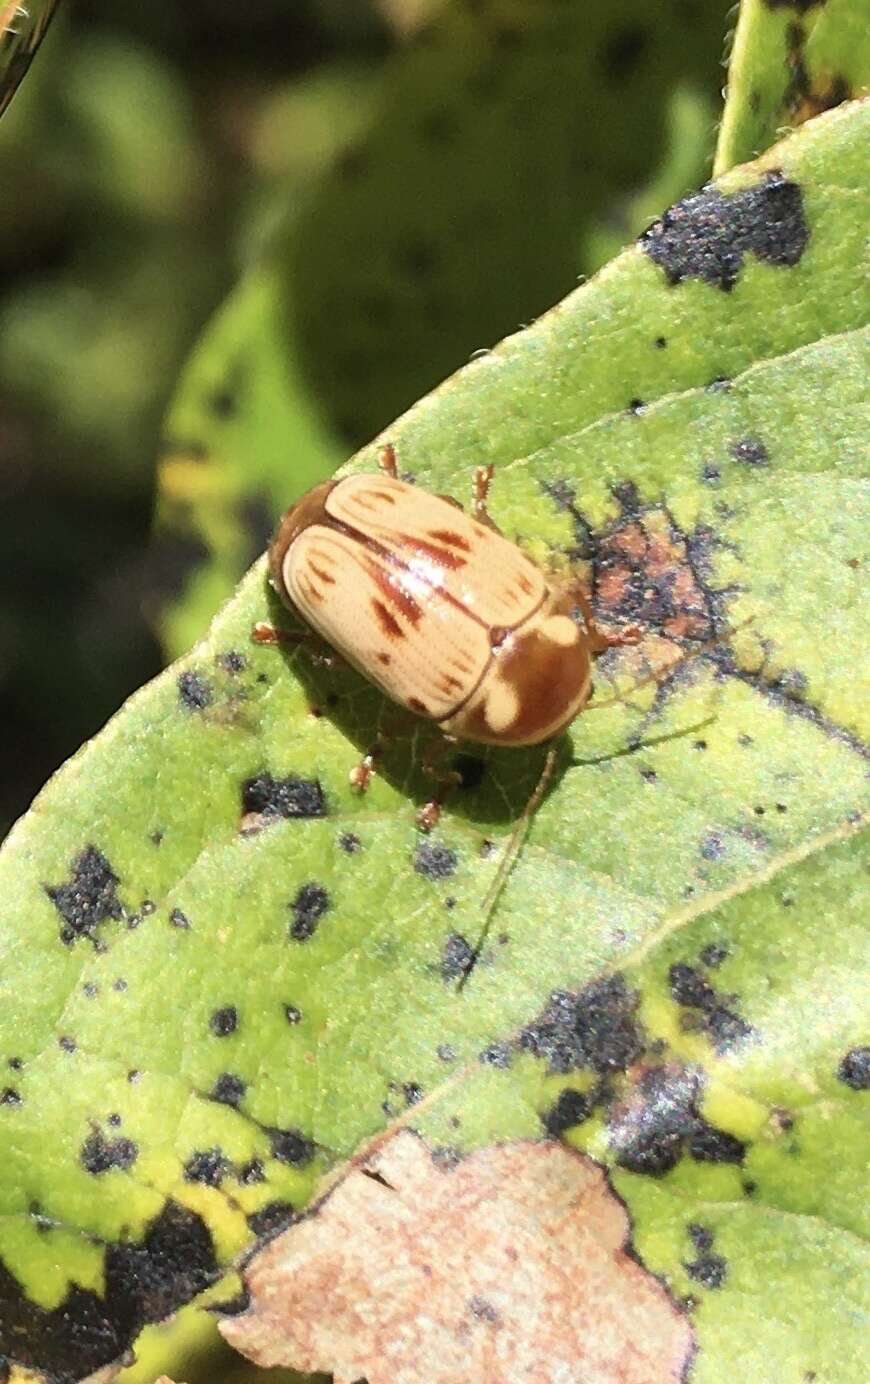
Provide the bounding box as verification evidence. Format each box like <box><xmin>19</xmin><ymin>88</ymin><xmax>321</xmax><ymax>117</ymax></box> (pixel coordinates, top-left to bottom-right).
<box><xmin>458</xmin><ymin>616</ymin><xmax>754</xmax><ymax>990</ymax></box>
<box><xmin>585</xmin><ymin>616</ymin><xmax>754</xmax><ymax>711</ymax></box>
<box><xmin>458</xmin><ymin>742</ymin><xmax>559</xmax><ymax>992</ymax></box>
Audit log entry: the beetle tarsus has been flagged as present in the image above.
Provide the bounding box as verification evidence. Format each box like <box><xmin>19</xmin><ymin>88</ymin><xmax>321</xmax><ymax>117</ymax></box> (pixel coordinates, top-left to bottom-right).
<box><xmin>251</xmin><ymin>621</ymin><xmax>285</xmax><ymax>645</ymax></box>
<box><xmin>473</xmin><ymin>463</ymin><xmax>497</xmax><ymax>528</ymax></box>
<box><xmin>378</xmin><ymin>442</ymin><xmax>399</xmax><ymax>479</ymax></box>
<box><xmin>350</xmin><ymin>754</ymin><xmax>377</xmax><ymax>793</ymax></box>
<box><xmin>416</xmin><ymin>800</ymin><xmax>441</xmax><ymax>832</ymax></box>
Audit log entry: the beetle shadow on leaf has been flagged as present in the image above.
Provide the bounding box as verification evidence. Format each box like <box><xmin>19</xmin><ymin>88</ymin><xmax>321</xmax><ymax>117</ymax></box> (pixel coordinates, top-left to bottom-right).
<box><xmin>255</xmin><ymin>583</ymin><xmax>567</xmax><ymax>827</ymax></box>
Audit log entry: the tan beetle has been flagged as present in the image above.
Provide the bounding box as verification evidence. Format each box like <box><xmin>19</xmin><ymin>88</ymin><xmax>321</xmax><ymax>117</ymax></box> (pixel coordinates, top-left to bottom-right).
<box><xmin>253</xmin><ymin>444</ymin><xmax>734</xmax><ymax>971</ymax></box>
<box><xmin>253</xmin><ymin>442</ymin><xmax>639</xmax><ymax>825</ymax></box>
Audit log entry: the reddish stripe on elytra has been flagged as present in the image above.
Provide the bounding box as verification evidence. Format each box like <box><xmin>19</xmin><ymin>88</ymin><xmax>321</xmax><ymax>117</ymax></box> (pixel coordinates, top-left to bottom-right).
<box><xmin>371</xmin><ymin>599</ymin><xmax>403</xmax><ymax>640</ymax></box>
<box><xmin>427</xmin><ymin>528</ymin><xmax>471</xmax><ymax>551</ymax></box>
<box><xmin>408</xmin><ymin>696</ymin><xmax>428</xmax><ymax>714</ymax></box>
<box><xmin>437</xmin><ymin>674</ymin><xmax>464</xmax><ymax>694</ymax></box>
<box><xmin>377</xmin><ymin>651</ymin><xmax>392</xmax><ymax>666</ymax></box>
<box><xmin>396</xmin><ymin>533</ymin><xmax>467</xmax><ymax>570</ymax></box>
<box><xmin>310</xmin><ymin>565</ymin><xmax>336</xmax><ymax>584</ymax></box>
<box><xmin>366</xmin><ymin>559</ymin><xmax>423</xmax><ymax>625</ymax></box>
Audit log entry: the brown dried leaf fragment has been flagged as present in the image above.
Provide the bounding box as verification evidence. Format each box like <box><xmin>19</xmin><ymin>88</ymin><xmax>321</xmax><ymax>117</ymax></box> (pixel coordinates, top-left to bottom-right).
<box><xmin>222</xmin><ymin>1131</ymin><xmax>694</xmax><ymax>1383</ymax></box>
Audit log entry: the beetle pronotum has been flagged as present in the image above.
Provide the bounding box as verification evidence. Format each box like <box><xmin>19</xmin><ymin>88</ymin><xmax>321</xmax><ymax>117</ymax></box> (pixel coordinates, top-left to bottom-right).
<box><xmin>254</xmin><ymin>444</ymin><xmax>731</xmax><ymax>974</ymax></box>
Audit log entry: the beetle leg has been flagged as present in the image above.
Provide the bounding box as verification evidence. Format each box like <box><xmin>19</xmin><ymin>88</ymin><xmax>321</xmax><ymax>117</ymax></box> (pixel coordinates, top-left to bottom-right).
<box><xmin>251</xmin><ymin>621</ymin><xmax>339</xmax><ymax>669</ymax></box>
<box><xmin>378</xmin><ymin>442</ymin><xmax>399</xmax><ymax>479</ymax></box>
<box><xmin>349</xmin><ymin>750</ymin><xmax>378</xmax><ymax>793</ymax></box>
<box><xmin>472</xmin><ymin>463</ymin><xmax>499</xmax><ymax>530</ymax></box>
<box><xmin>566</xmin><ymin>584</ymin><xmax>642</xmax><ymax>653</ymax></box>
<box><xmin>349</xmin><ymin>729</ymin><xmax>393</xmax><ymax>793</ymax></box>
<box><xmin>417</xmin><ymin>735</ymin><xmax>463</xmax><ymax>832</ymax></box>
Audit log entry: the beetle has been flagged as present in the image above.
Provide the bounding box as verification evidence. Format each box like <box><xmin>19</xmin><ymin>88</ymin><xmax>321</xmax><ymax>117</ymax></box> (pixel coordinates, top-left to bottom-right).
<box><xmin>253</xmin><ymin>444</ymin><xmax>741</xmax><ymax>978</ymax></box>
<box><xmin>253</xmin><ymin>443</ymin><xmax>639</xmax><ymax>830</ymax></box>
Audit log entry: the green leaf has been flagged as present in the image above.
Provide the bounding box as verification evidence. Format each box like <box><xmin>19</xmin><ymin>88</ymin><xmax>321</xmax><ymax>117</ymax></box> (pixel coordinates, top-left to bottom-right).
<box><xmin>0</xmin><ymin>100</ymin><xmax>867</xmax><ymax>1382</ymax></box>
<box><xmin>153</xmin><ymin>0</ymin><xmax>731</xmax><ymax>659</ymax></box>
<box><xmin>716</xmin><ymin>0</ymin><xmax>870</xmax><ymax>174</ymax></box>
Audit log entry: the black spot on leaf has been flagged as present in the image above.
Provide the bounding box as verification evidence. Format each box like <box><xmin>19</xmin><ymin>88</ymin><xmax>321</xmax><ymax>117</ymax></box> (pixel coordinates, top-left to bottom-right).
<box><xmin>441</xmin><ymin>932</ymin><xmax>474</xmax><ymax>982</ymax></box>
<box><xmin>239</xmin><ymin>1158</ymin><xmax>265</xmax><ymax>1185</ymax></box>
<box><xmin>241</xmin><ymin>773</ymin><xmax>327</xmax><ymax>820</ymax></box>
<box><xmin>0</xmin><ymin>1088</ymin><xmax>22</xmax><ymax>1106</ymax></box>
<box><xmin>58</xmin><ymin>1036</ymin><xmax>77</xmax><ymax>1053</ymax></box>
<box><xmin>284</xmin><ymin>1004</ymin><xmax>302</xmax><ymax>1025</ymax></box>
<box><xmin>338</xmin><ymin>832</ymin><xmax>361</xmax><ymax>854</ymax></box>
<box><xmin>609</xmin><ymin>1066</ymin><xmax>701</xmax><ymax>1176</ymax></box>
<box><xmin>685</xmin><ymin>1230</ymin><xmax>728</xmax><ymax>1289</ymax></box>
<box><xmin>543</xmin><ymin>1087</ymin><xmax>591</xmax><ymax>1136</ymax></box>
<box><xmin>837</xmin><ymin>1047</ymin><xmax>870</xmax><ymax>1090</ymax></box>
<box><xmin>169</xmin><ymin>908</ymin><xmax>191</xmax><ymax>930</ymax></box>
<box><xmin>45</xmin><ymin>845</ymin><xmax>123</xmax><ymax>947</ymax></box>
<box><xmin>688</xmin><ymin>1223</ymin><xmax>713</xmax><ymax>1252</ymax></box>
<box><xmin>609</xmin><ymin>1063</ymin><xmax>746</xmax><ymax>1177</ymax></box>
<box><xmin>211</xmin><ymin>1073</ymin><xmax>246</xmax><ymax>1108</ymax></box>
<box><xmin>209</xmin><ymin>1006</ymin><xmax>238</xmax><ymax>1037</ymax></box>
<box><xmin>177</xmin><ymin>670</ymin><xmax>213</xmax><ymax>711</ymax></box>
<box><xmin>415</xmin><ymin>841</ymin><xmax>458</xmax><ymax>881</ymax></box>
<box><xmin>700</xmin><ymin>942</ymin><xmax>729</xmax><ymax>969</ymax></box>
<box><xmin>731</xmin><ymin>436</ymin><xmax>770</xmax><ymax>467</ymax></box>
<box><xmin>519</xmin><ymin>976</ymin><xmax>645</xmax><ymax>1076</ymax></box>
<box><xmin>268</xmin><ymin>1127</ymin><xmax>316</xmax><ymax>1166</ymax></box>
<box><xmin>219</xmin><ymin>650</ymin><xmax>246</xmax><ymax>674</ymax></box>
<box><xmin>184</xmin><ymin>1149</ymin><xmax>232</xmax><ymax>1186</ymax></box>
<box><xmin>206</xmin><ymin>1286</ymin><xmax>251</xmax><ymax>1317</ymax></box>
<box><xmin>0</xmin><ymin>1201</ymin><xmax>219</xmax><ymax>1382</ymax></box>
<box><xmin>640</xmin><ymin>172</ymin><xmax>809</xmax><ymax>292</ymax></box>
<box><xmin>80</xmin><ymin>1129</ymin><xmax>138</xmax><ymax>1175</ymax></box>
<box><xmin>688</xmin><ymin>1124</ymin><xmax>746</xmax><ymax>1164</ymax></box>
<box><xmin>289</xmin><ymin>883</ymin><xmax>331</xmax><ymax>941</ymax></box>
<box><xmin>669</xmin><ymin>962</ymin><xmax>753</xmax><ymax>1052</ymax></box>
<box><xmin>247</xmin><ymin>1202</ymin><xmax>296</xmax><ymax>1239</ymax></box>
<box><xmin>479</xmin><ymin>1042</ymin><xmax>512</xmax><ymax>1069</ymax></box>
